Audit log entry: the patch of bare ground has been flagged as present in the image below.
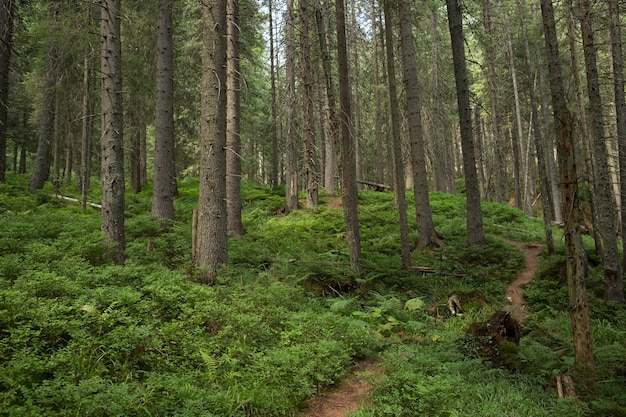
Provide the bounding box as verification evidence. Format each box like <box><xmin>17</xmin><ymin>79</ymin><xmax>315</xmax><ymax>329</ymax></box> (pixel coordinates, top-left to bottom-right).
<box><xmin>299</xmin><ymin>358</ymin><xmax>383</xmax><ymax>417</ymax></box>
<box><xmin>504</xmin><ymin>242</ymin><xmax>542</xmax><ymax>323</ymax></box>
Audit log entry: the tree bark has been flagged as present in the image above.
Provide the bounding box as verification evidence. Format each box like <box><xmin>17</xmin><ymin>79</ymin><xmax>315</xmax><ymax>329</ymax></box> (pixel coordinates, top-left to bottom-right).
<box><xmin>517</xmin><ymin>0</ymin><xmax>554</xmax><ymax>255</ymax></box>
<box><xmin>607</xmin><ymin>0</ymin><xmax>626</xmax><ymax>279</ymax></box>
<box><xmin>578</xmin><ymin>0</ymin><xmax>624</xmax><ymax>304</ymax></box>
<box><xmin>398</xmin><ymin>0</ymin><xmax>442</xmax><ymax>249</ymax></box>
<box><xmin>80</xmin><ymin>47</ymin><xmax>94</xmax><ymax>211</ymax></box>
<box><xmin>100</xmin><ymin>0</ymin><xmax>125</xmax><ymax>265</ymax></box>
<box><xmin>197</xmin><ymin>0</ymin><xmax>228</xmax><ymax>283</ymax></box>
<box><xmin>268</xmin><ymin>0</ymin><xmax>279</xmax><ymax>188</ymax></box>
<box><xmin>336</xmin><ymin>0</ymin><xmax>361</xmax><ymax>266</ymax></box>
<box><xmin>226</xmin><ymin>0</ymin><xmax>244</xmax><ymax>236</ymax></box>
<box><xmin>482</xmin><ymin>0</ymin><xmax>507</xmax><ymax>203</ymax></box>
<box><xmin>152</xmin><ymin>0</ymin><xmax>176</xmax><ymax>221</ymax></box>
<box><xmin>446</xmin><ymin>0</ymin><xmax>485</xmax><ymax>247</ymax></box>
<box><xmin>300</xmin><ymin>0</ymin><xmax>318</xmax><ymax>207</ymax></box>
<box><xmin>316</xmin><ymin>0</ymin><xmax>338</xmax><ymax>194</ymax></box>
<box><xmin>285</xmin><ymin>0</ymin><xmax>298</xmax><ymax>212</ymax></box>
<box><xmin>0</xmin><ymin>0</ymin><xmax>14</xmax><ymax>183</ymax></box>
<box><xmin>541</xmin><ymin>0</ymin><xmax>595</xmax><ymax>389</ymax></box>
<box><xmin>384</xmin><ymin>0</ymin><xmax>411</xmax><ymax>269</ymax></box>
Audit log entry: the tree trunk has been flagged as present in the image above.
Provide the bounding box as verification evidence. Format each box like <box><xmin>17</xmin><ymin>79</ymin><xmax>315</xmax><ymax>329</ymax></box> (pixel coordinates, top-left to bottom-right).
<box><xmin>384</xmin><ymin>0</ymin><xmax>411</xmax><ymax>268</ymax></box>
<box><xmin>482</xmin><ymin>0</ymin><xmax>507</xmax><ymax>204</ymax></box>
<box><xmin>372</xmin><ymin>1</ymin><xmax>384</xmax><ymax>186</ymax></box>
<box><xmin>285</xmin><ymin>0</ymin><xmax>298</xmax><ymax>212</ymax></box>
<box><xmin>517</xmin><ymin>0</ymin><xmax>554</xmax><ymax>255</ymax></box>
<box><xmin>152</xmin><ymin>0</ymin><xmax>176</xmax><ymax>221</ymax></box>
<box><xmin>197</xmin><ymin>0</ymin><xmax>228</xmax><ymax>283</ymax></box>
<box><xmin>607</xmin><ymin>0</ymin><xmax>626</xmax><ymax>277</ymax></box>
<box><xmin>268</xmin><ymin>0</ymin><xmax>279</xmax><ymax>188</ymax></box>
<box><xmin>30</xmin><ymin>2</ymin><xmax>59</xmax><ymax>190</ymax></box>
<box><xmin>577</xmin><ymin>0</ymin><xmax>624</xmax><ymax>304</ymax></box>
<box><xmin>336</xmin><ymin>0</ymin><xmax>361</xmax><ymax>266</ymax></box>
<box><xmin>398</xmin><ymin>0</ymin><xmax>442</xmax><ymax>249</ymax></box>
<box><xmin>100</xmin><ymin>0</ymin><xmax>125</xmax><ymax>265</ymax></box>
<box><xmin>300</xmin><ymin>0</ymin><xmax>318</xmax><ymax>207</ymax></box>
<box><xmin>0</xmin><ymin>0</ymin><xmax>14</xmax><ymax>183</ymax></box>
<box><xmin>566</xmin><ymin>0</ymin><xmax>602</xmax><ymax>258</ymax></box>
<box><xmin>226</xmin><ymin>0</ymin><xmax>244</xmax><ymax>236</ymax></box>
<box><xmin>316</xmin><ymin>0</ymin><xmax>338</xmax><ymax>195</ymax></box>
<box><xmin>446</xmin><ymin>0</ymin><xmax>485</xmax><ymax>247</ymax></box>
<box><xmin>541</xmin><ymin>0</ymin><xmax>595</xmax><ymax>390</ymax></box>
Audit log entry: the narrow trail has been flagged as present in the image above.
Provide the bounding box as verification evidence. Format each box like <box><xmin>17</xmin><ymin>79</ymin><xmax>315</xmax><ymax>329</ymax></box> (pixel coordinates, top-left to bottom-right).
<box><xmin>300</xmin><ymin>241</ymin><xmax>542</xmax><ymax>416</ymax></box>
<box><xmin>504</xmin><ymin>242</ymin><xmax>542</xmax><ymax>323</ymax></box>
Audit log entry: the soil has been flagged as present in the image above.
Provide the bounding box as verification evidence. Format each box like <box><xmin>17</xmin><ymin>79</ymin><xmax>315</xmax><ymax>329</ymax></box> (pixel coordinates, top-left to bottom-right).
<box><xmin>299</xmin><ymin>240</ymin><xmax>542</xmax><ymax>416</ymax></box>
<box><xmin>504</xmin><ymin>242</ymin><xmax>542</xmax><ymax>323</ymax></box>
<box><xmin>299</xmin><ymin>358</ymin><xmax>383</xmax><ymax>417</ymax></box>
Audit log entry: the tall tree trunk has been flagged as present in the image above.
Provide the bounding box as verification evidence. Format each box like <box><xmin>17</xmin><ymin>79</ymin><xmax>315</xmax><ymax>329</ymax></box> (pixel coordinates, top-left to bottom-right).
<box><xmin>505</xmin><ymin>21</ymin><xmax>532</xmax><ymax>214</ymax></box>
<box><xmin>430</xmin><ymin>6</ymin><xmax>454</xmax><ymax>194</ymax></box>
<box><xmin>541</xmin><ymin>0</ymin><xmax>595</xmax><ymax>390</ymax></box>
<box><xmin>269</xmin><ymin>0</ymin><xmax>279</xmax><ymax>188</ymax></box>
<box><xmin>578</xmin><ymin>0</ymin><xmax>624</xmax><ymax>304</ymax></box>
<box><xmin>372</xmin><ymin>1</ymin><xmax>384</xmax><ymax>186</ymax></box>
<box><xmin>197</xmin><ymin>0</ymin><xmax>228</xmax><ymax>283</ymax></box>
<box><xmin>384</xmin><ymin>0</ymin><xmax>411</xmax><ymax>268</ymax></box>
<box><xmin>446</xmin><ymin>0</ymin><xmax>485</xmax><ymax>247</ymax></box>
<box><xmin>285</xmin><ymin>0</ymin><xmax>298</xmax><ymax>212</ymax></box>
<box><xmin>607</xmin><ymin>0</ymin><xmax>626</xmax><ymax>277</ymax></box>
<box><xmin>30</xmin><ymin>2</ymin><xmax>60</xmax><ymax>190</ymax></box>
<box><xmin>0</xmin><ymin>0</ymin><xmax>14</xmax><ymax>183</ymax></box>
<box><xmin>337</xmin><ymin>0</ymin><xmax>361</xmax><ymax>266</ymax></box>
<box><xmin>300</xmin><ymin>0</ymin><xmax>318</xmax><ymax>207</ymax></box>
<box><xmin>100</xmin><ymin>0</ymin><xmax>125</xmax><ymax>265</ymax></box>
<box><xmin>398</xmin><ymin>0</ymin><xmax>442</xmax><ymax>249</ymax></box>
<box><xmin>152</xmin><ymin>0</ymin><xmax>176</xmax><ymax>221</ymax></box>
<box><xmin>482</xmin><ymin>0</ymin><xmax>507</xmax><ymax>203</ymax></box>
<box><xmin>567</xmin><ymin>0</ymin><xmax>602</xmax><ymax>257</ymax></box>
<box><xmin>130</xmin><ymin>112</ymin><xmax>141</xmax><ymax>194</ymax></box>
<box><xmin>316</xmin><ymin>0</ymin><xmax>338</xmax><ymax>194</ymax></box>
<box><xmin>226</xmin><ymin>0</ymin><xmax>244</xmax><ymax>236</ymax></box>
<box><xmin>517</xmin><ymin>0</ymin><xmax>554</xmax><ymax>255</ymax></box>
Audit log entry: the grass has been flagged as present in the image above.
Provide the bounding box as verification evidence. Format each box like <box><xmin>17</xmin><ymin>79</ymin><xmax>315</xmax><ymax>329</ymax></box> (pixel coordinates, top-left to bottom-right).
<box><xmin>0</xmin><ymin>172</ymin><xmax>624</xmax><ymax>416</ymax></box>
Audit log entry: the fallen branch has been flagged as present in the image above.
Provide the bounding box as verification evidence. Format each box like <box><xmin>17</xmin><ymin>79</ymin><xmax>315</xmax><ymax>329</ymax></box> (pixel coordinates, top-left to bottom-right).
<box><xmin>357</xmin><ymin>180</ymin><xmax>390</xmax><ymax>191</ymax></box>
<box><xmin>411</xmin><ymin>266</ymin><xmax>465</xmax><ymax>277</ymax></box>
<box><xmin>52</xmin><ymin>195</ymin><xmax>102</xmax><ymax>210</ymax></box>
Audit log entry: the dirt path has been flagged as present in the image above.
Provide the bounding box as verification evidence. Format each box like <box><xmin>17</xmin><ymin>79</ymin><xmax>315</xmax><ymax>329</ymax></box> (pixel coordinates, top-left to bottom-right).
<box><xmin>301</xmin><ymin>241</ymin><xmax>541</xmax><ymax>416</ymax></box>
<box><xmin>504</xmin><ymin>242</ymin><xmax>542</xmax><ymax>323</ymax></box>
<box><xmin>299</xmin><ymin>358</ymin><xmax>383</xmax><ymax>417</ymax></box>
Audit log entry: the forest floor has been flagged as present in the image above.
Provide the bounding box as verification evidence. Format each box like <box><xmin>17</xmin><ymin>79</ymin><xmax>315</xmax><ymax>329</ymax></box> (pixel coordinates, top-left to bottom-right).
<box><xmin>299</xmin><ymin>241</ymin><xmax>542</xmax><ymax>417</ymax></box>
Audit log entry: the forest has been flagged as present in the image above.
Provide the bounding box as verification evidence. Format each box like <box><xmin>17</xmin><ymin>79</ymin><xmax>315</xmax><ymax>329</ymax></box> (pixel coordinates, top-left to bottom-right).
<box><xmin>0</xmin><ymin>0</ymin><xmax>626</xmax><ymax>415</ymax></box>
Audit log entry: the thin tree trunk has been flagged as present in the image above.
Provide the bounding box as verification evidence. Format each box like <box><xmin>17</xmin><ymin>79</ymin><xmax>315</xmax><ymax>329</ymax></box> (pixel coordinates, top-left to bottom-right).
<box><xmin>152</xmin><ymin>0</ymin><xmax>176</xmax><ymax>221</ymax></box>
<box><xmin>541</xmin><ymin>0</ymin><xmax>595</xmax><ymax>390</ymax></box>
<box><xmin>337</xmin><ymin>0</ymin><xmax>361</xmax><ymax>266</ymax></box>
<box><xmin>372</xmin><ymin>1</ymin><xmax>384</xmax><ymax>186</ymax></box>
<box><xmin>100</xmin><ymin>0</ymin><xmax>125</xmax><ymax>264</ymax></box>
<box><xmin>0</xmin><ymin>0</ymin><xmax>14</xmax><ymax>183</ymax></box>
<box><xmin>285</xmin><ymin>0</ymin><xmax>298</xmax><ymax>211</ymax></box>
<box><xmin>398</xmin><ymin>0</ymin><xmax>442</xmax><ymax>249</ymax></box>
<box><xmin>269</xmin><ymin>0</ymin><xmax>279</xmax><ymax>188</ymax></box>
<box><xmin>316</xmin><ymin>0</ymin><xmax>338</xmax><ymax>194</ymax></box>
<box><xmin>567</xmin><ymin>0</ymin><xmax>602</xmax><ymax>257</ymax></box>
<box><xmin>517</xmin><ymin>0</ymin><xmax>554</xmax><ymax>255</ymax></box>
<box><xmin>226</xmin><ymin>0</ymin><xmax>244</xmax><ymax>236</ymax></box>
<box><xmin>577</xmin><ymin>0</ymin><xmax>624</xmax><ymax>304</ymax></box>
<box><xmin>607</xmin><ymin>0</ymin><xmax>626</xmax><ymax>277</ymax></box>
<box><xmin>384</xmin><ymin>0</ymin><xmax>411</xmax><ymax>268</ymax></box>
<box><xmin>300</xmin><ymin>0</ymin><xmax>318</xmax><ymax>207</ymax></box>
<box><xmin>446</xmin><ymin>0</ymin><xmax>485</xmax><ymax>247</ymax></box>
<box><xmin>482</xmin><ymin>0</ymin><xmax>507</xmax><ymax>203</ymax></box>
<box><xmin>197</xmin><ymin>0</ymin><xmax>228</xmax><ymax>283</ymax></box>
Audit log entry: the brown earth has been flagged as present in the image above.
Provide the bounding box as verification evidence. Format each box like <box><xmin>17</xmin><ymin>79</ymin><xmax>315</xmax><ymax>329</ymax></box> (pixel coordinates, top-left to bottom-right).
<box><xmin>300</xmin><ymin>240</ymin><xmax>542</xmax><ymax>416</ymax></box>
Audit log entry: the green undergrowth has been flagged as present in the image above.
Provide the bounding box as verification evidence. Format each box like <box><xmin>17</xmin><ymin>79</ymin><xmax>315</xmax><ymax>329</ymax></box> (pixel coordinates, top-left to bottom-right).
<box><xmin>0</xmin><ymin>173</ymin><xmax>624</xmax><ymax>416</ymax></box>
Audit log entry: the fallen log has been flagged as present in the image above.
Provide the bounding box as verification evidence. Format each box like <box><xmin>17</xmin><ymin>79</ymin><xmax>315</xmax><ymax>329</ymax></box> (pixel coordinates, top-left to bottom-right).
<box><xmin>357</xmin><ymin>180</ymin><xmax>390</xmax><ymax>191</ymax></box>
<box><xmin>53</xmin><ymin>195</ymin><xmax>102</xmax><ymax>210</ymax></box>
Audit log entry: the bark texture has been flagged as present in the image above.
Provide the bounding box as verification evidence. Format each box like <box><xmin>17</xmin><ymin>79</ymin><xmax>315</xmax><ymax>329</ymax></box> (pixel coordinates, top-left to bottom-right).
<box><xmin>197</xmin><ymin>0</ymin><xmax>228</xmax><ymax>283</ymax></box>
<box><xmin>100</xmin><ymin>0</ymin><xmax>125</xmax><ymax>264</ymax></box>
<box><xmin>152</xmin><ymin>0</ymin><xmax>176</xmax><ymax>221</ymax></box>
<box><xmin>446</xmin><ymin>0</ymin><xmax>485</xmax><ymax>246</ymax></box>
<box><xmin>0</xmin><ymin>0</ymin><xmax>14</xmax><ymax>182</ymax></box>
